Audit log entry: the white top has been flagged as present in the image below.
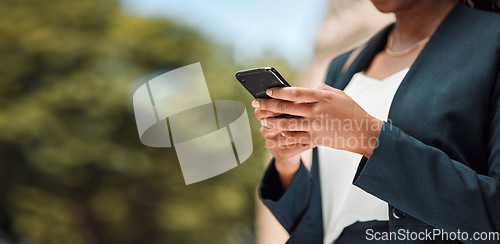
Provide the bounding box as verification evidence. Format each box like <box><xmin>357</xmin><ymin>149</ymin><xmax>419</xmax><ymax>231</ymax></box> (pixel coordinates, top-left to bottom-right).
<box><xmin>319</xmin><ymin>68</ymin><xmax>409</xmax><ymax>243</ymax></box>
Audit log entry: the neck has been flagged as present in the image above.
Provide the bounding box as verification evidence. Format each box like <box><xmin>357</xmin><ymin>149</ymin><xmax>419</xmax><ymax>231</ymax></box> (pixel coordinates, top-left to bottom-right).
<box><xmin>392</xmin><ymin>0</ymin><xmax>457</xmax><ymax>45</ymax></box>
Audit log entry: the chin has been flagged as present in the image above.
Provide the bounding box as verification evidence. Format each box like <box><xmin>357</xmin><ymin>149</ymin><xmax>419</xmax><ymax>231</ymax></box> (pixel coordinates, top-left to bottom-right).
<box><xmin>370</xmin><ymin>0</ymin><xmax>412</xmax><ymax>13</ymax></box>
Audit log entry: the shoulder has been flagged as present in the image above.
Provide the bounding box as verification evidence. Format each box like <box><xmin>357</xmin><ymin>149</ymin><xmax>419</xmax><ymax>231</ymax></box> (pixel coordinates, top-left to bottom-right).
<box><xmin>460</xmin><ymin>3</ymin><xmax>500</xmax><ymax>21</ymax></box>
<box><xmin>452</xmin><ymin>4</ymin><xmax>500</xmax><ymax>35</ymax></box>
<box><xmin>452</xmin><ymin>5</ymin><xmax>500</xmax><ymax>63</ymax></box>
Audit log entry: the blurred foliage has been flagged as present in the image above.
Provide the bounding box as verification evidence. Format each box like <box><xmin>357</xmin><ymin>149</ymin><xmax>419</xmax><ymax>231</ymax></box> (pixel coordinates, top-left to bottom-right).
<box><xmin>0</xmin><ymin>0</ymin><xmax>296</xmax><ymax>243</ymax></box>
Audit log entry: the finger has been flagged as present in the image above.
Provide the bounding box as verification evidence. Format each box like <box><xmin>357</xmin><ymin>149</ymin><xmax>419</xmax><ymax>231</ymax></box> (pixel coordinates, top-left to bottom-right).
<box><xmin>254</xmin><ymin>109</ymin><xmax>281</xmax><ymax>120</ymax></box>
<box><xmin>275</xmin><ymin>133</ymin><xmax>312</xmax><ymax>146</ymax></box>
<box><xmin>265</xmin><ymin>137</ymin><xmax>298</xmax><ymax>147</ymax></box>
<box><xmin>272</xmin><ymin>144</ymin><xmax>312</xmax><ymax>158</ymax></box>
<box><xmin>277</xmin><ymin>143</ymin><xmax>311</xmax><ymax>150</ymax></box>
<box><xmin>262</xmin><ymin>117</ymin><xmax>311</xmax><ymax>131</ymax></box>
<box><xmin>263</xmin><ymin>132</ymin><xmax>307</xmax><ymax>147</ymax></box>
<box><xmin>265</xmin><ymin>137</ymin><xmax>310</xmax><ymax>149</ymax></box>
<box><xmin>263</xmin><ymin>133</ymin><xmax>283</xmax><ymax>148</ymax></box>
<box><xmin>260</xmin><ymin>126</ymin><xmax>280</xmax><ymax>138</ymax></box>
<box><xmin>256</xmin><ymin>98</ymin><xmax>313</xmax><ymax>117</ymax></box>
<box><xmin>282</xmin><ymin>131</ymin><xmax>313</xmax><ymax>145</ymax></box>
<box><xmin>266</xmin><ymin>87</ymin><xmax>323</xmax><ymax>103</ymax></box>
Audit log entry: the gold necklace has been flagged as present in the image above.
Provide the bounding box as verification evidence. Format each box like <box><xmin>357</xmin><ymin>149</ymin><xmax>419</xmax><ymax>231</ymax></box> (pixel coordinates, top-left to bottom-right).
<box><xmin>385</xmin><ymin>32</ymin><xmax>430</xmax><ymax>57</ymax></box>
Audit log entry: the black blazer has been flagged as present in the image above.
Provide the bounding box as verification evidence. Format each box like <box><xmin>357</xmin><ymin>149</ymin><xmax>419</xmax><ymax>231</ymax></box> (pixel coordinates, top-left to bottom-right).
<box><xmin>259</xmin><ymin>4</ymin><xmax>500</xmax><ymax>243</ymax></box>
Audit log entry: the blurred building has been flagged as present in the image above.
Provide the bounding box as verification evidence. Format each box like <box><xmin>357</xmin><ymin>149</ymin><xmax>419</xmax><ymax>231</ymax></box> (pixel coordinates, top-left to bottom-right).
<box><xmin>255</xmin><ymin>0</ymin><xmax>394</xmax><ymax>243</ymax></box>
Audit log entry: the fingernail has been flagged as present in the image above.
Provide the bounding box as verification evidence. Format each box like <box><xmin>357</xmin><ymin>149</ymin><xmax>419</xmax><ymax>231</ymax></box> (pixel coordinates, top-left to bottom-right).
<box><xmin>266</xmin><ymin>89</ymin><xmax>272</xmax><ymax>96</ymax></box>
<box><xmin>261</xmin><ymin>119</ymin><xmax>267</xmax><ymax>126</ymax></box>
<box><xmin>252</xmin><ymin>100</ymin><xmax>260</xmax><ymax>108</ymax></box>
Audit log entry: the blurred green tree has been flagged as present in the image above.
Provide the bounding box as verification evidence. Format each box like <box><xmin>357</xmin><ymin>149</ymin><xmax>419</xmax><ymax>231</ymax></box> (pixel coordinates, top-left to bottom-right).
<box><xmin>0</xmin><ymin>0</ymin><xmax>291</xmax><ymax>243</ymax></box>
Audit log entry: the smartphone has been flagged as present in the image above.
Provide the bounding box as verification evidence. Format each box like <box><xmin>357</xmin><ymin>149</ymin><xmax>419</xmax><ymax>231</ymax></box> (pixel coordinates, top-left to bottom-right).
<box><xmin>235</xmin><ymin>67</ymin><xmax>290</xmax><ymax>99</ymax></box>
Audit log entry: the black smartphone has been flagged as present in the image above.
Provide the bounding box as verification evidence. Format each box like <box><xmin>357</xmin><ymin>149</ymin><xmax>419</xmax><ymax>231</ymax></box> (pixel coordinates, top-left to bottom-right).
<box><xmin>235</xmin><ymin>67</ymin><xmax>291</xmax><ymax>99</ymax></box>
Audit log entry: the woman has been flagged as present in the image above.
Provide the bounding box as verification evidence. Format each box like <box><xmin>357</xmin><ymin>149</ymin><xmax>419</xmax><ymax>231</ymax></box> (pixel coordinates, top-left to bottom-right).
<box><xmin>254</xmin><ymin>0</ymin><xmax>500</xmax><ymax>243</ymax></box>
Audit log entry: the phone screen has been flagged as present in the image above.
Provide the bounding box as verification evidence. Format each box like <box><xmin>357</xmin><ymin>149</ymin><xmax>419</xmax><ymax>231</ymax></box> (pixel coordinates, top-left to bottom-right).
<box><xmin>235</xmin><ymin>67</ymin><xmax>290</xmax><ymax>99</ymax></box>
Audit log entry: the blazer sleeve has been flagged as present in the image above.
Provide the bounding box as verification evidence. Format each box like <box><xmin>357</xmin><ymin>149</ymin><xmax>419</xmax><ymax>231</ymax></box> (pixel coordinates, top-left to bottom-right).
<box><xmin>352</xmin><ymin>71</ymin><xmax>500</xmax><ymax>236</ymax></box>
<box><xmin>258</xmin><ymin>52</ymin><xmax>352</xmax><ymax>236</ymax></box>
<box><xmin>259</xmin><ymin>159</ymin><xmax>313</xmax><ymax>233</ymax></box>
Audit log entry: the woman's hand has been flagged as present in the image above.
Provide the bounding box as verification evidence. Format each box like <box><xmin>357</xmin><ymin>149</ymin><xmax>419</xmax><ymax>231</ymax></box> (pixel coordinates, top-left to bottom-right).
<box><xmin>253</xmin><ymin>102</ymin><xmax>311</xmax><ymax>190</ymax></box>
<box><xmin>253</xmin><ymin>84</ymin><xmax>383</xmax><ymax>159</ymax></box>
<box><xmin>253</xmin><ymin>107</ymin><xmax>308</xmax><ymax>175</ymax></box>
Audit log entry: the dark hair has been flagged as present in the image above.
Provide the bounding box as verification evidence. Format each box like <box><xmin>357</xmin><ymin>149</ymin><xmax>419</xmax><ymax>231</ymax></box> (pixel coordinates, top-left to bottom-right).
<box><xmin>457</xmin><ymin>0</ymin><xmax>500</xmax><ymax>12</ymax></box>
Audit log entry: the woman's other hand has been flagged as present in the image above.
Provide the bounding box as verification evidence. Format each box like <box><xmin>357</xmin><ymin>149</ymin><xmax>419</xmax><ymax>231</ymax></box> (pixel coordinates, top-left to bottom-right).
<box><xmin>253</xmin><ymin>103</ymin><xmax>309</xmax><ymax>190</ymax></box>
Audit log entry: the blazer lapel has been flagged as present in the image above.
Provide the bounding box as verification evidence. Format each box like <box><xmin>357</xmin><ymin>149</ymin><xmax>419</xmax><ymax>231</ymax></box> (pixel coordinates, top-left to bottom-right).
<box><xmin>333</xmin><ymin>24</ymin><xmax>394</xmax><ymax>90</ymax></box>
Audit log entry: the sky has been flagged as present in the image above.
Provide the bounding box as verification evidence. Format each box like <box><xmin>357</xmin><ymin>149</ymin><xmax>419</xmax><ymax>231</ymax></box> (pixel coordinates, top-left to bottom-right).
<box><xmin>120</xmin><ymin>0</ymin><xmax>329</xmax><ymax>70</ymax></box>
